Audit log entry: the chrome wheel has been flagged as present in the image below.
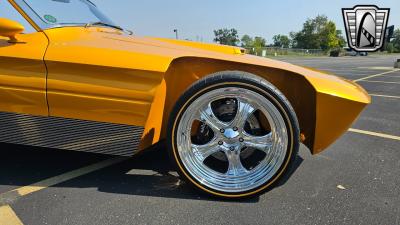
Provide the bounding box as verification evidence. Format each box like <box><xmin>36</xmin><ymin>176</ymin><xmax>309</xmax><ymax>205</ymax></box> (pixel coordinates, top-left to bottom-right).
<box><xmin>176</xmin><ymin>87</ymin><xmax>288</xmax><ymax>193</ymax></box>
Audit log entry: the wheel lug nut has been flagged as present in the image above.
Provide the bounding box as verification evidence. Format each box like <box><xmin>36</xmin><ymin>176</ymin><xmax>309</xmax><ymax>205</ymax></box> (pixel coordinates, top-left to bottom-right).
<box><xmin>220</xmin><ymin>129</ymin><xmax>225</xmax><ymax>133</ymax></box>
<box><xmin>218</xmin><ymin>141</ymin><xmax>223</xmax><ymax>145</ymax></box>
<box><xmin>239</xmin><ymin>138</ymin><xmax>244</xmax><ymax>142</ymax></box>
<box><xmin>233</xmin><ymin>127</ymin><xmax>238</xmax><ymax>131</ymax></box>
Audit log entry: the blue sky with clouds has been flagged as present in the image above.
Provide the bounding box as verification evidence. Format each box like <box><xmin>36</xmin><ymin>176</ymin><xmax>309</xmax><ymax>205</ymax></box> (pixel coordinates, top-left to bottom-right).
<box><xmin>91</xmin><ymin>0</ymin><xmax>400</xmax><ymax>43</ymax></box>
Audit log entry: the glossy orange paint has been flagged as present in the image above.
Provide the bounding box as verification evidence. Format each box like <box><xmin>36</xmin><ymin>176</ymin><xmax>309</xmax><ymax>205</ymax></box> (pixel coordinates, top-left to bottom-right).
<box><xmin>0</xmin><ymin>2</ymin><xmax>370</xmax><ymax>154</ymax></box>
<box><xmin>0</xmin><ymin>18</ymin><xmax>25</xmax><ymax>42</ymax></box>
<box><xmin>0</xmin><ymin>29</ymin><xmax>48</xmax><ymax>116</ymax></box>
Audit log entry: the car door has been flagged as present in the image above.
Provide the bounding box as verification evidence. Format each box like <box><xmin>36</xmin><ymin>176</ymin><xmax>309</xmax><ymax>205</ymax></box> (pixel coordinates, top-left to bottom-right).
<box><xmin>0</xmin><ymin>0</ymin><xmax>48</xmax><ymax>116</ymax></box>
<box><xmin>43</xmin><ymin>27</ymin><xmax>166</xmax><ymax>127</ymax></box>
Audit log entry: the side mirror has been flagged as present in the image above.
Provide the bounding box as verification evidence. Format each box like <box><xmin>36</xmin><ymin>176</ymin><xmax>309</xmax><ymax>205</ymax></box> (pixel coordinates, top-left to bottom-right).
<box><xmin>0</xmin><ymin>18</ymin><xmax>25</xmax><ymax>42</ymax></box>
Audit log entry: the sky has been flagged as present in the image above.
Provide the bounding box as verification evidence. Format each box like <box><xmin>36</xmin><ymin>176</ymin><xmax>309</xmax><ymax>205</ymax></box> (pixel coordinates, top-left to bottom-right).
<box><xmin>90</xmin><ymin>0</ymin><xmax>400</xmax><ymax>43</ymax></box>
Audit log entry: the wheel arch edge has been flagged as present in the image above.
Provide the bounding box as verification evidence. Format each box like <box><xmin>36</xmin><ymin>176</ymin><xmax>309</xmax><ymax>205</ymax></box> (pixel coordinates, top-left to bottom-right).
<box><xmin>141</xmin><ymin>57</ymin><xmax>317</xmax><ymax>153</ymax></box>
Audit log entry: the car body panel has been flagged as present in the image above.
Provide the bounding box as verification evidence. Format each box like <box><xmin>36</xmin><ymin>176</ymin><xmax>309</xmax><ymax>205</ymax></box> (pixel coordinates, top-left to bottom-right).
<box><xmin>40</xmin><ymin>27</ymin><xmax>369</xmax><ymax>154</ymax></box>
<box><xmin>0</xmin><ymin>1</ymin><xmax>371</xmax><ymax>155</ymax></box>
<box><xmin>314</xmin><ymin>92</ymin><xmax>368</xmax><ymax>152</ymax></box>
<box><xmin>0</xmin><ymin>32</ymin><xmax>48</xmax><ymax>116</ymax></box>
<box><xmin>159</xmin><ymin>57</ymin><xmax>370</xmax><ymax>154</ymax></box>
<box><xmin>43</xmin><ymin>27</ymin><xmax>167</xmax><ymax>126</ymax></box>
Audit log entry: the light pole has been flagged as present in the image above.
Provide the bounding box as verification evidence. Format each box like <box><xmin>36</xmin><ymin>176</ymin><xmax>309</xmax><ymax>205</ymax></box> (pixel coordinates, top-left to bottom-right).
<box><xmin>173</xmin><ymin>29</ymin><xmax>179</xmax><ymax>39</ymax></box>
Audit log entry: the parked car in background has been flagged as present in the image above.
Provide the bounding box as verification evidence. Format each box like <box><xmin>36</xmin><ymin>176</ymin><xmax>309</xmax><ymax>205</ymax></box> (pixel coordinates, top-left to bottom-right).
<box><xmin>344</xmin><ymin>48</ymin><xmax>368</xmax><ymax>56</ymax></box>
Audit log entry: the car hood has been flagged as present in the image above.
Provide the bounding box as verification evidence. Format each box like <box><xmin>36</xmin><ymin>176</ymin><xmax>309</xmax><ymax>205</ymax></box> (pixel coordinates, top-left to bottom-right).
<box><xmin>149</xmin><ymin>37</ymin><xmax>246</xmax><ymax>55</ymax></box>
<box><xmin>145</xmin><ymin>37</ymin><xmax>369</xmax><ymax>103</ymax></box>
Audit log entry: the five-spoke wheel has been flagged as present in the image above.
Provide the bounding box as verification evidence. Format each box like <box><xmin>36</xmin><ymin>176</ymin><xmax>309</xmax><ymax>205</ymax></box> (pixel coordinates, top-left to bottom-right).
<box><xmin>168</xmin><ymin>72</ymin><xmax>299</xmax><ymax>198</ymax></box>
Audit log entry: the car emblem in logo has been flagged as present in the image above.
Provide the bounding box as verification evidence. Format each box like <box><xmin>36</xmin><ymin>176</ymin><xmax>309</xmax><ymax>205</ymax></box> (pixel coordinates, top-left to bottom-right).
<box><xmin>342</xmin><ymin>5</ymin><xmax>390</xmax><ymax>52</ymax></box>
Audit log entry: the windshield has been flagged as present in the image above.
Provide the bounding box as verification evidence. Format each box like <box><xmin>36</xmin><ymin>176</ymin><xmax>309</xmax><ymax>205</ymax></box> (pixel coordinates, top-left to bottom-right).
<box><xmin>22</xmin><ymin>0</ymin><xmax>117</xmax><ymax>28</ymax></box>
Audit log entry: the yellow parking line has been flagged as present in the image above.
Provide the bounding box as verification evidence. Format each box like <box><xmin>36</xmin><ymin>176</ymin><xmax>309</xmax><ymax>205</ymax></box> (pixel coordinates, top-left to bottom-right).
<box><xmin>369</xmin><ymin>94</ymin><xmax>400</xmax><ymax>99</ymax></box>
<box><xmin>0</xmin><ymin>157</ymin><xmax>126</xmax><ymax>200</ymax></box>
<box><xmin>354</xmin><ymin>69</ymin><xmax>400</xmax><ymax>82</ymax></box>
<box><xmin>375</xmin><ymin>74</ymin><xmax>400</xmax><ymax>78</ymax></box>
<box><xmin>357</xmin><ymin>66</ymin><xmax>395</xmax><ymax>70</ymax></box>
<box><xmin>358</xmin><ymin>80</ymin><xmax>400</xmax><ymax>84</ymax></box>
<box><xmin>349</xmin><ymin>128</ymin><xmax>400</xmax><ymax>141</ymax></box>
<box><xmin>16</xmin><ymin>157</ymin><xmax>126</xmax><ymax>196</ymax></box>
<box><xmin>0</xmin><ymin>205</ymin><xmax>24</xmax><ymax>225</ymax></box>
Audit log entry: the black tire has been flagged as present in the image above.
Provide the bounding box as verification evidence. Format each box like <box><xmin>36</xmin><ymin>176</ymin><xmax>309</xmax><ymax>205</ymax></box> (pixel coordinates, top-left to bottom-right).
<box><xmin>167</xmin><ymin>71</ymin><xmax>300</xmax><ymax>198</ymax></box>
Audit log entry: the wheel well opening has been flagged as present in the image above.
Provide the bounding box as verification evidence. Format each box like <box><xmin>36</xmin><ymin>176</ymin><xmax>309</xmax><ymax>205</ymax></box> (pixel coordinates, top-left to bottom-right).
<box><xmin>161</xmin><ymin>57</ymin><xmax>316</xmax><ymax>152</ymax></box>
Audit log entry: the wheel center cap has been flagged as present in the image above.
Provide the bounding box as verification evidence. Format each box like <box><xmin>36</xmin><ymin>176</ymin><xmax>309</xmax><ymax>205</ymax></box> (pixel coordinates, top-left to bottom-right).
<box><xmin>223</xmin><ymin>128</ymin><xmax>239</xmax><ymax>139</ymax></box>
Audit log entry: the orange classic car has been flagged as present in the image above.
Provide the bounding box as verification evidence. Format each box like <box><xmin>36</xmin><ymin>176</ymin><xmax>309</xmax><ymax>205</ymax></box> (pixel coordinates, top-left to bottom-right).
<box><xmin>0</xmin><ymin>0</ymin><xmax>370</xmax><ymax>198</ymax></box>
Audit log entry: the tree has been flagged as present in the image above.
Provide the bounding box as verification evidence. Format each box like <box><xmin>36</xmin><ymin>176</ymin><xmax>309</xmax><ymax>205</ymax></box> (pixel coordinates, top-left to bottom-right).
<box><xmin>386</xmin><ymin>43</ymin><xmax>395</xmax><ymax>53</ymax></box>
<box><xmin>253</xmin><ymin>36</ymin><xmax>267</xmax><ymax>48</ymax></box>
<box><xmin>252</xmin><ymin>36</ymin><xmax>267</xmax><ymax>55</ymax></box>
<box><xmin>291</xmin><ymin>16</ymin><xmax>325</xmax><ymax>49</ymax></box>
<box><xmin>240</xmin><ymin>35</ymin><xmax>266</xmax><ymax>48</ymax></box>
<box><xmin>320</xmin><ymin>21</ymin><xmax>338</xmax><ymax>50</ymax></box>
<box><xmin>290</xmin><ymin>15</ymin><xmax>344</xmax><ymax>51</ymax></box>
<box><xmin>391</xmin><ymin>29</ymin><xmax>400</xmax><ymax>53</ymax></box>
<box><xmin>272</xmin><ymin>34</ymin><xmax>290</xmax><ymax>48</ymax></box>
<box><xmin>289</xmin><ymin>31</ymin><xmax>298</xmax><ymax>48</ymax></box>
<box><xmin>213</xmin><ymin>28</ymin><xmax>239</xmax><ymax>46</ymax></box>
<box><xmin>336</xmin><ymin>30</ymin><xmax>346</xmax><ymax>48</ymax></box>
<box><xmin>239</xmin><ymin>35</ymin><xmax>266</xmax><ymax>55</ymax></box>
<box><xmin>240</xmin><ymin>34</ymin><xmax>254</xmax><ymax>48</ymax></box>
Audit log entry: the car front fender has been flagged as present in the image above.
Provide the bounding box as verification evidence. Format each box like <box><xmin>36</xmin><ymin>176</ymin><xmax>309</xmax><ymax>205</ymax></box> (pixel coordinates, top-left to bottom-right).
<box><xmin>141</xmin><ymin>56</ymin><xmax>370</xmax><ymax>154</ymax></box>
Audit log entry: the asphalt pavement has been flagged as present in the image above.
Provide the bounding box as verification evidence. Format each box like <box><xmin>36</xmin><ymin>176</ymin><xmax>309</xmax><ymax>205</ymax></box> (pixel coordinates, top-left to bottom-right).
<box><xmin>1</xmin><ymin>54</ymin><xmax>399</xmax><ymax>225</ymax></box>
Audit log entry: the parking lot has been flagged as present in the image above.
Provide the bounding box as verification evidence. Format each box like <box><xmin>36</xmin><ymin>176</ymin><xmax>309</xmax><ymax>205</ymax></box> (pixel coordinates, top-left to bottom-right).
<box><xmin>1</xmin><ymin>54</ymin><xmax>399</xmax><ymax>225</ymax></box>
